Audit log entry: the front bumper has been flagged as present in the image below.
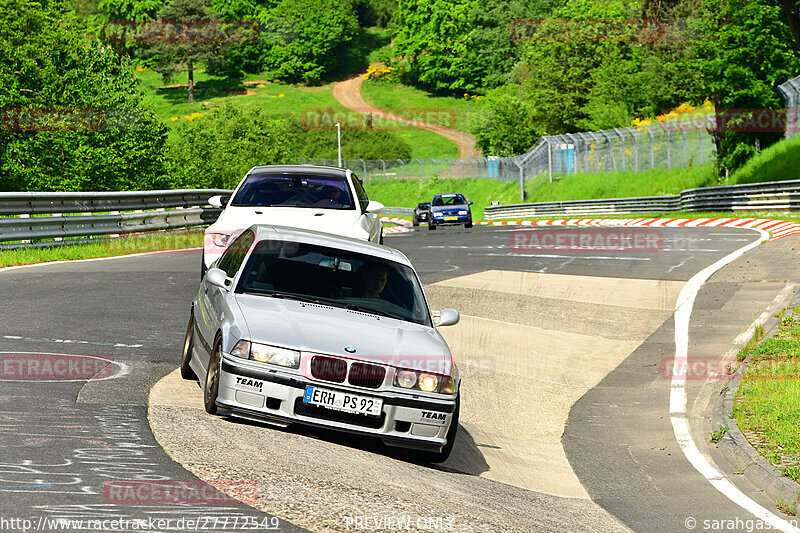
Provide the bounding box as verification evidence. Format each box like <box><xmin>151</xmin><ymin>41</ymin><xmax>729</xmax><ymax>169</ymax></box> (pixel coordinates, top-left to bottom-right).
<box><xmin>216</xmin><ymin>354</ymin><xmax>457</xmax><ymax>452</ymax></box>
<box><xmin>431</xmin><ymin>213</ymin><xmax>471</xmax><ymax>225</ymax></box>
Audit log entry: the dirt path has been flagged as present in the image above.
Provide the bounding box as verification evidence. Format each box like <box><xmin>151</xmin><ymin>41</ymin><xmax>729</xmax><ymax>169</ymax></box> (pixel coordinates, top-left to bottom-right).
<box><xmin>332</xmin><ymin>74</ymin><xmax>482</xmax><ymax>159</ymax></box>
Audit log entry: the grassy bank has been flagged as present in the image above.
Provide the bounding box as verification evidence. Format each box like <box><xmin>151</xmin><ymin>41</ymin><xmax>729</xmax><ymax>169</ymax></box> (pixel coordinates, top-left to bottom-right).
<box><xmin>731</xmin><ymin>135</ymin><xmax>800</xmax><ymax>184</ymax></box>
<box><xmin>360</xmin><ymin>80</ymin><xmax>484</xmax><ymax>134</ymax></box>
<box><xmin>365</xmin><ymin>177</ymin><xmax>519</xmax><ymax>219</ymax></box>
<box><xmin>133</xmin><ymin>69</ymin><xmax>459</xmax><ymax>159</ymax></box>
<box><xmin>526</xmin><ymin>163</ymin><xmax>718</xmax><ymax>203</ymax></box>
<box><xmin>0</xmin><ymin>231</ymin><xmax>203</xmax><ymax>268</ymax></box>
<box><xmin>733</xmin><ymin>306</ymin><xmax>800</xmax><ymax>483</ymax></box>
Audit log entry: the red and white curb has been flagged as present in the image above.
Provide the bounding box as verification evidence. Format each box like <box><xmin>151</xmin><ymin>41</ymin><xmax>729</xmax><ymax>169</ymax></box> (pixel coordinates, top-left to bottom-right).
<box><xmin>379</xmin><ymin>217</ymin><xmax>413</xmax><ymax>235</ymax></box>
<box><xmin>476</xmin><ymin>218</ymin><xmax>800</xmax><ymax>241</ymax></box>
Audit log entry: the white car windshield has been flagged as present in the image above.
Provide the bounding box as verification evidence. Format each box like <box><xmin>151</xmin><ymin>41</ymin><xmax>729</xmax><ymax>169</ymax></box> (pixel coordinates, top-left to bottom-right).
<box><xmin>236</xmin><ymin>240</ymin><xmax>431</xmax><ymax>326</ymax></box>
<box><xmin>231</xmin><ymin>174</ymin><xmax>355</xmax><ymax>210</ymax></box>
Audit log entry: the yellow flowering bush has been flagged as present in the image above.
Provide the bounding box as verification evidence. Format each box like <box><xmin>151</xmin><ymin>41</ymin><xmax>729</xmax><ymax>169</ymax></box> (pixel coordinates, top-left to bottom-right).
<box><xmin>363</xmin><ymin>63</ymin><xmax>399</xmax><ymax>82</ymax></box>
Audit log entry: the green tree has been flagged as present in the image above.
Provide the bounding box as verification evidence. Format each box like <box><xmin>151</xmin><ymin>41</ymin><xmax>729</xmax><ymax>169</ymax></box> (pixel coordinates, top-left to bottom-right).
<box><xmin>257</xmin><ymin>0</ymin><xmax>359</xmax><ymax>83</ymax></box>
<box><xmin>143</xmin><ymin>0</ymin><xmax>227</xmax><ymax>102</ymax></box>
<box><xmin>471</xmin><ymin>85</ymin><xmax>542</xmax><ymax>155</ymax></box>
<box><xmin>392</xmin><ymin>0</ymin><xmax>480</xmax><ymax>93</ymax></box>
<box><xmin>0</xmin><ymin>0</ymin><xmax>169</xmax><ymax>191</ymax></box>
<box><xmin>167</xmin><ymin>102</ymin><xmax>294</xmax><ymax>189</ymax></box>
<box><xmin>694</xmin><ymin>0</ymin><xmax>800</xmax><ymax>173</ymax></box>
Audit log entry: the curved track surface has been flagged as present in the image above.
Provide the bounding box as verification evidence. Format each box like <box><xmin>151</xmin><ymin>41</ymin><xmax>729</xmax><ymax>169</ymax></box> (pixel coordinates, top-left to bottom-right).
<box><xmin>1</xmin><ymin>225</ymin><xmax>799</xmax><ymax>532</ymax></box>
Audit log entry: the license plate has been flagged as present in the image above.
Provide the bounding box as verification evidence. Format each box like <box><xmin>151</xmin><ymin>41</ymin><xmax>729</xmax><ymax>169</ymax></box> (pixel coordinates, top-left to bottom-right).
<box><xmin>303</xmin><ymin>386</ymin><xmax>382</xmax><ymax>417</ymax></box>
<box><xmin>445</xmin><ymin>216</ymin><xmax>458</xmax><ymax>221</ymax></box>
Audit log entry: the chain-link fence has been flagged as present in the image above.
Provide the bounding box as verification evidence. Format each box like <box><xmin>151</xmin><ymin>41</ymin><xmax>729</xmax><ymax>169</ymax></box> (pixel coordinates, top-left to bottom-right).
<box><xmin>300</xmin><ymin>118</ymin><xmax>717</xmax><ymax>201</ymax></box>
<box><xmin>778</xmin><ymin>75</ymin><xmax>800</xmax><ymax>139</ymax></box>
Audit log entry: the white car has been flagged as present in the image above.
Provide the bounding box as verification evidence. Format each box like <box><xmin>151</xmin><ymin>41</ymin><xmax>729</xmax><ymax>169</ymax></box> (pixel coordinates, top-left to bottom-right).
<box><xmin>182</xmin><ymin>225</ymin><xmax>461</xmax><ymax>462</ymax></box>
<box><xmin>203</xmin><ymin>165</ymin><xmax>384</xmax><ymax>275</ymax></box>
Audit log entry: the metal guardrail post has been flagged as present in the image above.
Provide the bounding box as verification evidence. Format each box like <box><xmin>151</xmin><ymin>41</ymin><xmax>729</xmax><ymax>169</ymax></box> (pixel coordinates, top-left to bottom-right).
<box><xmin>642</xmin><ymin>125</ymin><xmax>655</xmax><ymax>169</ymax></box>
<box><xmin>398</xmin><ymin>159</ymin><xmax>405</xmax><ymax>179</ymax></box>
<box><xmin>360</xmin><ymin>159</ymin><xmax>366</xmax><ymax>177</ymax></box>
<box><xmin>601</xmin><ymin>131</ymin><xmax>616</xmax><ymax>171</ymax></box>
<box><xmin>679</xmin><ymin>123</ymin><xmax>688</xmax><ymax>167</ymax></box>
<box><xmin>614</xmin><ymin>129</ymin><xmax>626</xmax><ymax>171</ymax></box>
<box><xmin>446</xmin><ymin>158</ymin><xmax>452</xmax><ymax>178</ymax></box>
<box><xmin>692</xmin><ymin>118</ymin><xmax>704</xmax><ymax>165</ymax></box>
<box><xmin>380</xmin><ymin>159</ymin><xmax>386</xmax><ymax>181</ymax></box>
<box><xmin>587</xmin><ymin>132</ymin><xmax>601</xmax><ymax>172</ymax></box>
<box><xmin>433</xmin><ymin>159</ymin><xmax>438</xmax><ymax>176</ymax></box>
<box><xmin>514</xmin><ymin>160</ymin><xmax>524</xmax><ymax>203</ymax></box>
<box><xmin>415</xmin><ymin>158</ymin><xmax>422</xmax><ymax>179</ymax></box>
<box><xmin>544</xmin><ymin>137</ymin><xmax>553</xmax><ymax>182</ymax></box>
<box><xmin>660</xmin><ymin>123</ymin><xmax>671</xmax><ymax>170</ymax></box>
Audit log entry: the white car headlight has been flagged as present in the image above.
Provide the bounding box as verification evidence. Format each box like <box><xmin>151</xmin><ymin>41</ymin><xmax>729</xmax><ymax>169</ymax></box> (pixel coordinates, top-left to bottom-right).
<box><xmin>458</xmin><ymin>210</ymin><xmax>468</xmax><ymax>215</ymax></box>
<box><xmin>250</xmin><ymin>343</ymin><xmax>300</xmax><ymax>369</ymax></box>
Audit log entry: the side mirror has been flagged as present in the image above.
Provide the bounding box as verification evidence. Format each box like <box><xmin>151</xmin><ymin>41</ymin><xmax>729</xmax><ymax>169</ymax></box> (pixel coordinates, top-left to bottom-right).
<box><xmin>468</xmin><ymin>201</ymin><xmax>473</xmax><ymax>205</ymax></box>
<box><xmin>208</xmin><ymin>195</ymin><xmax>229</xmax><ymax>208</ymax></box>
<box><xmin>205</xmin><ymin>268</ymin><xmax>230</xmax><ymax>290</ymax></box>
<box><xmin>365</xmin><ymin>200</ymin><xmax>384</xmax><ymax>214</ymax></box>
<box><xmin>434</xmin><ymin>308</ymin><xmax>460</xmax><ymax>327</ymax></box>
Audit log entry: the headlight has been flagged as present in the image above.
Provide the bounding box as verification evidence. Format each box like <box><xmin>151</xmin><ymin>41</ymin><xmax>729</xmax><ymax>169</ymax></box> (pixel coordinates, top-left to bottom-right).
<box><xmin>393</xmin><ymin>369</ymin><xmax>454</xmax><ymax>394</ymax></box>
<box><xmin>458</xmin><ymin>210</ymin><xmax>468</xmax><ymax>215</ymax></box>
<box><xmin>395</xmin><ymin>370</ymin><xmax>418</xmax><ymax>389</ymax></box>
<box><xmin>250</xmin><ymin>342</ymin><xmax>300</xmax><ymax>369</ymax></box>
<box><xmin>418</xmin><ymin>373</ymin><xmax>438</xmax><ymax>392</ymax></box>
<box><xmin>210</xmin><ymin>233</ymin><xmax>229</xmax><ymax>247</ymax></box>
<box><xmin>433</xmin><ymin>213</ymin><xmax>444</xmax><ymax>218</ymax></box>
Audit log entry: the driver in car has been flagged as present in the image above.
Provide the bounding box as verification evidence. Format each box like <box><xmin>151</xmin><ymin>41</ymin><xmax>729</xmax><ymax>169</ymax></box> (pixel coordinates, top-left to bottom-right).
<box><xmin>360</xmin><ymin>263</ymin><xmax>388</xmax><ymax>298</ymax></box>
<box><xmin>314</xmin><ymin>185</ymin><xmax>345</xmax><ymax>207</ymax></box>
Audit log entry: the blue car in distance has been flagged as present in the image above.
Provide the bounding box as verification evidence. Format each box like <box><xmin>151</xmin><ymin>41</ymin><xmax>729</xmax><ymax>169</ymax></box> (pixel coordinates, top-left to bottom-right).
<box><xmin>429</xmin><ymin>193</ymin><xmax>473</xmax><ymax>230</ymax></box>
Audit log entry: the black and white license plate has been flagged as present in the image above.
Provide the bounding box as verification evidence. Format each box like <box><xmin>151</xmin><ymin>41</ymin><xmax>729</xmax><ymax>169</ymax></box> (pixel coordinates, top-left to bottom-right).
<box><xmin>303</xmin><ymin>386</ymin><xmax>382</xmax><ymax>417</ymax></box>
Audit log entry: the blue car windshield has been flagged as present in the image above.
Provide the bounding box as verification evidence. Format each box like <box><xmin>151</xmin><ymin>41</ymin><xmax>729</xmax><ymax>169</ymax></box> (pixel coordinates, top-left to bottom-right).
<box><xmin>237</xmin><ymin>240</ymin><xmax>431</xmax><ymax>326</ymax></box>
<box><xmin>232</xmin><ymin>174</ymin><xmax>355</xmax><ymax>210</ymax></box>
<box><xmin>432</xmin><ymin>195</ymin><xmax>466</xmax><ymax>206</ymax></box>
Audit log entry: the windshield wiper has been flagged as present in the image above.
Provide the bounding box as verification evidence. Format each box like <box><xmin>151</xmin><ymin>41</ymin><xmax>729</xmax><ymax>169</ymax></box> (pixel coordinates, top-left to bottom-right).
<box><xmin>345</xmin><ymin>304</ymin><xmax>404</xmax><ymax>321</ymax></box>
<box><xmin>252</xmin><ymin>291</ymin><xmax>327</xmax><ymax>305</ymax></box>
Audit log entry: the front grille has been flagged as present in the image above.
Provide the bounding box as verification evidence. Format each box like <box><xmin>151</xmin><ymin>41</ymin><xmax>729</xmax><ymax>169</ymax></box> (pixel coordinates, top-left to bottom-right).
<box><xmin>348</xmin><ymin>362</ymin><xmax>385</xmax><ymax>389</ymax></box>
<box><xmin>293</xmin><ymin>398</ymin><xmax>385</xmax><ymax>429</ymax></box>
<box><xmin>310</xmin><ymin>356</ymin><xmax>347</xmax><ymax>383</ymax></box>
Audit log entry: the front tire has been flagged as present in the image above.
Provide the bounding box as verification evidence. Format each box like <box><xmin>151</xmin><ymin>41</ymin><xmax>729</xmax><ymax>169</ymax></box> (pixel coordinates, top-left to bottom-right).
<box><xmin>465</xmin><ymin>221</ymin><xmax>473</xmax><ymax>228</ymax></box>
<box><xmin>180</xmin><ymin>311</ymin><xmax>197</xmax><ymax>380</ymax></box>
<box><xmin>204</xmin><ymin>342</ymin><xmax>222</xmax><ymax>414</ymax></box>
<box><xmin>408</xmin><ymin>395</ymin><xmax>459</xmax><ymax>464</ymax></box>
<box><xmin>429</xmin><ymin>223</ymin><xmax>437</xmax><ymax>231</ymax></box>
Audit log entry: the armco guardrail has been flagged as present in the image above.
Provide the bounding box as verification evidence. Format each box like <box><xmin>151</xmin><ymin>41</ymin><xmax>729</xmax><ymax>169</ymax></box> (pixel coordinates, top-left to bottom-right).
<box><xmin>485</xmin><ymin>179</ymin><xmax>800</xmax><ymax>219</ymax></box>
<box><xmin>0</xmin><ymin>189</ymin><xmax>230</xmax><ymax>247</ymax></box>
<box><xmin>379</xmin><ymin>206</ymin><xmax>414</xmax><ymax>216</ymax></box>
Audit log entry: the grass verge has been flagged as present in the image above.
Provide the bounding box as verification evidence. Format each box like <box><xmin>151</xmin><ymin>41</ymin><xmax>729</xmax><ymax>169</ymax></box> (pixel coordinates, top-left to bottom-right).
<box><xmin>733</xmin><ymin>306</ymin><xmax>800</xmax><ymax>482</ymax></box>
<box><xmin>0</xmin><ymin>231</ymin><xmax>203</xmax><ymax>268</ymax></box>
<box><xmin>527</xmin><ymin>163</ymin><xmax>718</xmax><ymax>202</ymax></box>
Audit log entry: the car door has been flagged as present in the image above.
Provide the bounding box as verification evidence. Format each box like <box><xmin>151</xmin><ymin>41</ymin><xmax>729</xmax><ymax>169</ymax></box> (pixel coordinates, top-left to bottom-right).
<box><xmin>351</xmin><ymin>174</ymin><xmax>381</xmax><ymax>241</ymax></box>
<box><xmin>196</xmin><ymin>230</ymin><xmax>254</xmax><ymax>372</ymax></box>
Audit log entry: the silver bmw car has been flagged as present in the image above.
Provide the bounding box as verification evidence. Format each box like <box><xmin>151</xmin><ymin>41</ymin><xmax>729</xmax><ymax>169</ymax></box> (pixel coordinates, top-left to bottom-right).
<box><xmin>181</xmin><ymin>225</ymin><xmax>461</xmax><ymax>462</ymax></box>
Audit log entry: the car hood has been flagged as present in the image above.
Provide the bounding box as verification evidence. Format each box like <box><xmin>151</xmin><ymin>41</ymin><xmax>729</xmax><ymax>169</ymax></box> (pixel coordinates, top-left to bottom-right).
<box><xmin>211</xmin><ymin>206</ymin><xmax>364</xmax><ymax>236</ymax></box>
<box><xmin>235</xmin><ymin>294</ymin><xmax>452</xmax><ymax>374</ymax></box>
<box><xmin>431</xmin><ymin>204</ymin><xmax>468</xmax><ymax>212</ymax></box>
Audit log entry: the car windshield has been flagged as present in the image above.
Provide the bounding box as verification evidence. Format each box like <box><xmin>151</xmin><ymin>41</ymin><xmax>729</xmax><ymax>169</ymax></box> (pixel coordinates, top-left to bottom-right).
<box><xmin>432</xmin><ymin>195</ymin><xmax>466</xmax><ymax>206</ymax></box>
<box><xmin>236</xmin><ymin>240</ymin><xmax>431</xmax><ymax>326</ymax></box>
<box><xmin>231</xmin><ymin>173</ymin><xmax>355</xmax><ymax>210</ymax></box>
<box><xmin>417</xmin><ymin>202</ymin><xmax>430</xmax><ymax>209</ymax></box>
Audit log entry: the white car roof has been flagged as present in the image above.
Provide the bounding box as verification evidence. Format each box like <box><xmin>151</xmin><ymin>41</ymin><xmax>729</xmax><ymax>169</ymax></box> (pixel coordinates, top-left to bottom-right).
<box><xmin>248</xmin><ymin>225</ymin><xmax>412</xmax><ymax>267</ymax></box>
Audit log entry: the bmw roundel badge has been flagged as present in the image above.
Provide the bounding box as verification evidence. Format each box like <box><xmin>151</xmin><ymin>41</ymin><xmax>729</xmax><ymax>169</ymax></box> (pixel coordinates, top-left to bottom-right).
<box><xmin>344</xmin><ymin>346</ymin><xmax>356</xmax><ymax>353</ymax></box>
